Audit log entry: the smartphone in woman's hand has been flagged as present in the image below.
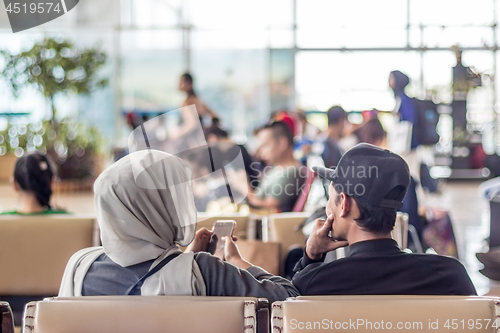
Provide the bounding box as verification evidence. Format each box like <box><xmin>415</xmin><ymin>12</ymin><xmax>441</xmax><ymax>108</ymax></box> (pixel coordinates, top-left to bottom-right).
<box><xmin>208</xmin><ymin>220</ymin><xmax>235</xmax><ymax>259</ymax></box>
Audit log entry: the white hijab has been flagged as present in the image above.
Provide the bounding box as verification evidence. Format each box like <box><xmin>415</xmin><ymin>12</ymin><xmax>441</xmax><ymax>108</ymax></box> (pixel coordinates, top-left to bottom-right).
<box><xmin>59</xmin><ymin>149</ymin><xmax>206</xmax><ymax>296</ymax></box>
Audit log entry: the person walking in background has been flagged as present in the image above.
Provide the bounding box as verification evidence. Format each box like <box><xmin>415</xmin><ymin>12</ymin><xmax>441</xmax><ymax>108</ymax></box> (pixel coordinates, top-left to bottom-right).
<box><xmin>389</xmin><ymin>70</ymin><xmax>419</xmax><ymax>150</ymax></box>
<box><xmin>179</xmin><ymin>73</ymin><xmax>218</xmax><ymax>124</ymax></box>
<box><xmin>170</xmin><ymin>73</ymin><xmax>219</xmax><ymax>144</ymax></box>
<box><xmin>2</xmin><ymin>153</ymin><xmax>66</xmax><ymax>215</ymax></box>
<box><xmin>389</xmin><ymin>70</ymin><xmax>424</xmax><ymax>246</ymax></box>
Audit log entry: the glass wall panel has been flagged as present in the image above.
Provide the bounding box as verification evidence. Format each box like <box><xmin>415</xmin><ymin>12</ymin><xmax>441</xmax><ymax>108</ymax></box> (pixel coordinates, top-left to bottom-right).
<box><xmin>297</xmin><ymin>0</ymin><xmax>408</xmax><ymax>48</ymax></box>
<box><xmin>410</xmin><ymin>0</ymin><xmax>494</xmax><ymax>26</ymax></box>
<box><xmin>120</xmin><ymin>31</ymin><xmax>184</xmax><ymax>115</ymax></box>
<box><xmin>295</xmin><ymin>51</ymin><xmax>421</xmax><ymax>112</ymax></box>
<box><xmin>191</xmin><ymin>47</ymin><xmax>269</xmax><ymax>142</ymax></box>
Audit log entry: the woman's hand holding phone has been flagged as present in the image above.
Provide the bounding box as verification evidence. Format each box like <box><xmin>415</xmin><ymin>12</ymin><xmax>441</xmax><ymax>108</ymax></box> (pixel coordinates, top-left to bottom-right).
<box><xmin>223</xmin><ymin>236</ymin><xmax>252</xmax><ymax>270</ymax></box>
<box><xmin>305</xmin><ymin>215</ymin><xmax>349</xmax><ymax>260</ymax></box>
<box><xmin>185</xmin><ymin>228</ymin><xmax>213</xmax><ymax>253</ymax></box>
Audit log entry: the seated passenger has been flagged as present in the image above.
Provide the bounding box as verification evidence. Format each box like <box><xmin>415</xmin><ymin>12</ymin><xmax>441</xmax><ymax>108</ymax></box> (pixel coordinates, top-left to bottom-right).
<box><xmin>246</xmin><ymin>121</ymin><xmax>306</xmax><ymax>212</ymax></box>
<box><xmin>292</xmin><ymin>143</ymin><xmax>476</xmax><ymax>295</ymax></box>
<box><xmin>2</xmin><ymin>153</ymin><xmax>66</xmax><ymax>215</ymax></box>
<box><xmin>59</xmin><ymin>150</ymin><xmax>299</xmax><ymax>302</ymax></box>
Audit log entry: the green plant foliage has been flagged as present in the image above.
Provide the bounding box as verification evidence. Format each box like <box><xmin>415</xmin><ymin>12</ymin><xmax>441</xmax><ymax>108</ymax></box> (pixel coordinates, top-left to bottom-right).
<box><xmin>0</xmin><ymin>118</ymin><xmax>104</xmax><ymax>179</ymax></box>
<box><xmin>0</xmin><ymin>37</ymin><xmax>108</xmax><ymax>118</ymax></box>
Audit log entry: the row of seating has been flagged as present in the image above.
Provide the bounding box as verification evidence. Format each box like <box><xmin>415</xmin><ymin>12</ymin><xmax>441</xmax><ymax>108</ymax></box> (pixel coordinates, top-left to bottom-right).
<box><xmin>0</xmin><ymin>295</ymin><xmax>496</xmax><ymax>333</ymax></box>
<box><xmin>0</xmin><ymin>211</ymin><xmax>409</xmax><ymax>298</ymax></box>
<box><xmin>0</xmin><ymin>213</ymin><xmax>303</xmax><ymax>297</ymax></box>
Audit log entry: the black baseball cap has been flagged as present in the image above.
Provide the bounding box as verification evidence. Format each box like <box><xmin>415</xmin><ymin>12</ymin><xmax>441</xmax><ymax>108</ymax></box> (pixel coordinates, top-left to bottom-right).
<box><xmin>313</xmin><ymin>143</ymin><xmax>410</xmax><ymax>209</ymax></box>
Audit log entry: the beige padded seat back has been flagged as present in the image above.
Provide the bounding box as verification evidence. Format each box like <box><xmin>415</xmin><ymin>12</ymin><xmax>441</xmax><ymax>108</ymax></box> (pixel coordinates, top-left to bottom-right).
<box><xmin>24</xmin><ymin>297</ymin><xmax>259</xmax><ymax>333</ymax></box>
<box><xmin>0</xmin><ymin>216</ymin><xmax>95</xmax><ymax>295</ymax></box>
<box><xmin>48</xmin><ymin>295</ymin><xmax>263</xmax><ymax>302</ymax></box>
<box><xmin>196</xmin><ymin>213</ymin><xmax>249</xmax><ymax>238</ymax></box>
<box><xmin>272</xmin><ymin>296</ymin><xmax>500</xmax><ymax>333</ymax></box>
<box><xmin>267</xmin><ymin>213</ymin><xmax>309</xmax><ymax>273</ymax></box>
<box><xmin>0</xmin><ymin>301</ymin><xmax>14</xmax><ymax>333</ymax></box>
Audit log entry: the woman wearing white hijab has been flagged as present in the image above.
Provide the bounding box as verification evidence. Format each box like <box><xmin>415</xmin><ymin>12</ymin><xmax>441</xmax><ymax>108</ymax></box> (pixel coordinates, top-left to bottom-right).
<box><xmin>59</xmin><ymin>150</ymin><xmax>298</xmax><ymax>302</ymax></box>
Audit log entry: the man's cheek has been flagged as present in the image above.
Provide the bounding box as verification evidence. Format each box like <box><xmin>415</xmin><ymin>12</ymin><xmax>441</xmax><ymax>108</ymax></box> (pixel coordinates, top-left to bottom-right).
<box><xmin>325</xmin><ymin>207</ymin><xmax>332</xmax><ymax>217</ymax></box>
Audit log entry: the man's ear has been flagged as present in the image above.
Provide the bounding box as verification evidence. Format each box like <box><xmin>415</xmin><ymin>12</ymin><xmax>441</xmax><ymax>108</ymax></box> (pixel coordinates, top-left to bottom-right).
<box><xmin>339</xmin><ymin>192</ymin><xmax>351</xmax><ymax>218</ymax></box>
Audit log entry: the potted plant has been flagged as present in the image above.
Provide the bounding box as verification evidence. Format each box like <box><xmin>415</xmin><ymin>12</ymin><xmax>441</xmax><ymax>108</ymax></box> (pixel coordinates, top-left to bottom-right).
<box><xmin>1</xmin><ymin>37</ymin><xmax>108</xmax><ymax>119</ymax></box>
<box><xmin>0</xmin><ymin>37</ymin><xmax>108</xmax><ymax>187</ymax></box>
<box><xmin>0</xmin><ymin>119</ymin><xmax>105</xmax><ymax>189</ymax></box>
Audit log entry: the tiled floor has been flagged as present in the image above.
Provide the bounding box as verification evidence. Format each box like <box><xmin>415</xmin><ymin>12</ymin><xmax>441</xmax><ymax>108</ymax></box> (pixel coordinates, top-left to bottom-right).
<box><xmin>439</xmin><ymin>181</ymin><xmax>490</xmax><ymax>295</ymax></box>
<box><xmin>0</xmin><ymin>179</ymin><xmax>492</xmax><ymax>294</ymax></box>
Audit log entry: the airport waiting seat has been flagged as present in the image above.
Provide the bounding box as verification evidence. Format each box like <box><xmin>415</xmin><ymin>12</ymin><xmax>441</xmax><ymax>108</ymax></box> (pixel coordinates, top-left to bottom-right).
<box><xmin>271</xmin><ymin>296</ymin><xmax>500</xmax><ymax>333</ymax></box>
<box><xmin>267</xmin><ymin>213</ymin><xmax>309</xmax><ymax>274</ymax></box>
<box><xmin>392</xmin><ymin>212</ymin><xmax>409</xmax><ymax>250</ymax></box>
<box><xmin>0</xmin><ymin>302</ymin><xmax>14</xmax><ymax>333</ymax></box>
<box><xmin>23</xmin><ymin>296</ymin><xmax>269</xmax><ymax>333</ymax></box>
<box><xmin>0</xmin><ymin>215</ymin><xmax>96</xmax><ymax>325</ymax></box>
<box><xmin>0</xmin><ymin>215</ymin><xmax>96</xmax><ymax>296</ymax></box>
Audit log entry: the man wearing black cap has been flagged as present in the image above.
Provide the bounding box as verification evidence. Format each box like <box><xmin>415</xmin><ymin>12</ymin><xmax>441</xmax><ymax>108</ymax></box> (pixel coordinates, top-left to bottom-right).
<box><xmin>292</xmin><ymin>143</ymin><xmax>476</xmax><ymax>295</ymax></box>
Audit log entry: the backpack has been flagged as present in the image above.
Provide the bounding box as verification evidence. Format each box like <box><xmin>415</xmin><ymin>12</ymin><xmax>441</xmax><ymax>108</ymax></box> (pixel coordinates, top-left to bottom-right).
<box><xmin>412</xmin><ymin>99</ymin><xmax>440</xmax><ymax>146</ymax></box>
<box><xmin>422</xmin><ymin>209</ymin><xmax>458</xmax><ymax>259</ymax></box>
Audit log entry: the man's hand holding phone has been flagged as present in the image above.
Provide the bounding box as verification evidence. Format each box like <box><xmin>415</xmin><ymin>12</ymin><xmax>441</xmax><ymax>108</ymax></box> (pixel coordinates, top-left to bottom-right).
<box><xmin>305</xmin><ymin>215</ymin><xmax>349</xmax><ymax>260</ymax></box>
<box><xmin>222</xmin><ymin>236</ymin><xmax>252</xmax><ymax>270</ymax></box>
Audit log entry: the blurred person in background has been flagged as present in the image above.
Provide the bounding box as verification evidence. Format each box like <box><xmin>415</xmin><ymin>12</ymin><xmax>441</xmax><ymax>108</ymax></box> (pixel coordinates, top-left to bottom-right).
<box><xmin>204</xmin><ymin>118</ymin><xmax>259</xmax><ymax>189</ymax></box>
<box><xmin>353</xmin><ymin>116</ymin><xmax>387</xmax><ymax>148</ymax></box>
<box><xmin>245</xmin><ymin>121</ymin><xmax>306</xmax><ymax>212</ymax></box>
<box><xmin>297</xmin><ymin>109</ymin><xmax>321</xmax><ymax>141</ymax></box>
<box><xmin>389</xmin><ymin>70</ymin><xmax>418</xmax><ymax>150</ymax></box>
<box><xmin>320</xmin><ymin>106</ymin><xmax>348</xmax><ymax>168</ymax></box>
<box><xmin>179</xmin><ymin>73</ymin><xmax>218</xmax><ymax>125</ymax></box>
<box><xmin>2</xmin><ymin>153</ymin><xmax>66</xmax><ymax>215</ymax></box>
<box><xmin>294</xmin><ymin>110</ymin><xmax>320</xmax><ymax>165</ymax></box>
<box><xmin>170</xmin><ymin>73</ymin><xmax>219</xmax><ymax>146</ymax></box>
<box><xmin>390</xmin><ymin>71</ymin><xmax>426</xmax><ymax>245</ymax></box>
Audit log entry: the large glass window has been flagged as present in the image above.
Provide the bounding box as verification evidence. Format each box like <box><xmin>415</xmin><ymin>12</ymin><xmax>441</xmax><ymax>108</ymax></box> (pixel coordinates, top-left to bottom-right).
<box><xmin>296</xmin><ymin>51</ymin><xmax>421</xmax><ymax>111</ymax></box>
<box><xmin>0</xmin><ymin>0</ymin><xmax>500</xmax><ymax>150</ymax></box>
